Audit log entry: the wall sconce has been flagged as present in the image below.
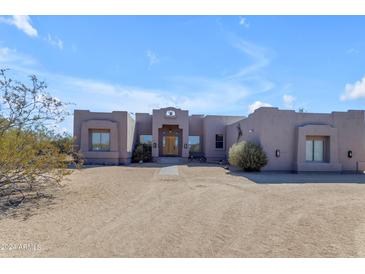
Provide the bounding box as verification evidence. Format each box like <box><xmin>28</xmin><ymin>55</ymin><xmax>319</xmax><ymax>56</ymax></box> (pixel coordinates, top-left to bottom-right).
<box><xmin>249</xmin><ymin>129</ymin><xmax>254</xmax><ymax>133</ymax></box>
<box><xmin>348</xmin><ymin>150</ymin><xmax>353</xmax><ymax>158</ymax></box>
<box><xmin>153</xmin><ymin>143</ymin><xmax>157</xmax><ymax>148</ymax></box>
<box><xmin>184</xmin><ymin>144</ymin><xmax>188</xmax><ymax>149</ymax></box>
<box><xmin>275</xmin><ymin>149</ymin><xmax>280</xmax><ymax>158</ymax></box>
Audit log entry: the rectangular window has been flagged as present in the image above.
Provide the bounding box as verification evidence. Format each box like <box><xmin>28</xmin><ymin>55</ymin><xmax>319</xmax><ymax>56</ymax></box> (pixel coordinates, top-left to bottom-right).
<box><xmin>90</xmin><ymin>129</ymin><xmax>110</xmax><ymax>151</ymax></box>
<box><xmin>215</xmin><ymin>134</ymin><xmax>224</xmax><ymax>149</ymax></box>
<box><xmin>306</xmin><ymin>140</ymin><xmax>313</xmax><ymax>161</ymax></box>
<box><xmin>140</xmin><ymin>135</ymin><xmax>152</xmax><ymax>144</ymax></box>
<box><xmin>188</xmin><ymin>136</ymin><xmax>200</xmax><ymax>152</ymax></box>
<box><xmin>305</xmin><ymin>137</ymin><xmax>324</xmax><ymax>162</ymax></box>
<box><xmin>313</xmin><ymin>140</ymin><xmax>324</xmax><ymax>161</ymax></box>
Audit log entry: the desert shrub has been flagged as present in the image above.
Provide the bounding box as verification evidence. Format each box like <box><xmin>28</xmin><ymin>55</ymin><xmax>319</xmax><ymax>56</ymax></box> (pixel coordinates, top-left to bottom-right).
<box><xmin>50</xmin><ymin>133</ymin><xmax>84</xmax><ymax>165</ymax></box>
<box><xmin>228</xmin><ymin>141</ymin><xmax>268</xmax><ymax>171</ymax></box>
<box><xmin>0</xmin><ymin>130</ymin><xmax>72</xmax><ymax>190</ymax></box>
<box><xmin>50</xmin><ymin>133</ymin><xmax>74</xmax><ymax>154</ymax></box>
<box><xmin>0</xmin><ymin>68</ymin><xmax>80</xmax><ymax>205</ymax></box>
<box><xmin>132</xmin><ymin>143</ymin><xmax>152</xmax><ymax>163</ymax></box>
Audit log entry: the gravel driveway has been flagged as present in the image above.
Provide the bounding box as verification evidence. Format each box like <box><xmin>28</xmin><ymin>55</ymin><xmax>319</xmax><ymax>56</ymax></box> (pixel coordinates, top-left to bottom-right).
<box><xmin>1</xmin><ymin>164</ymin><xmax>365</xmax><ymax>257</ymax></box>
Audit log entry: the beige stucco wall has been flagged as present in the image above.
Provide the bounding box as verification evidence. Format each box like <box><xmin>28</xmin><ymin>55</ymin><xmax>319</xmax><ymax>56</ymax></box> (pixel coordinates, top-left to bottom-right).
<box><xmin>189</xmin><ymin>115</ymin><xmax>204</xmax><ymax>136</ymax></box>
<box><xmin>203</xmin><ymin>115</ymin><xmax>245</xmax><ymax>161</ymax></box>
<box><xmin>189</xmin><ymin>115</ymin><xmax>205</xmax><ymax>155</ymax></box>
<box><xmin>74</xmin><ymin>106</ymin><xmax>365</xmax><ymax>171</ymax></box>
<box><xmin>74</xmin><ymin>110</ymin><xmax>135</xmax><ymax>164</ymax></box>
<box><xmin>135</xmin><ymin>113</ymin><xmax>152</xmax><ymax>137</ymax></box>
<box><xmin>332</xmin><ymin>110</ymin><xmax>365</xmax><ymax>171</ymax></box>
<box><xmin>226</xmin><ymin>107</ymin><xmax>365</xmax><ymax>172</ymax></box>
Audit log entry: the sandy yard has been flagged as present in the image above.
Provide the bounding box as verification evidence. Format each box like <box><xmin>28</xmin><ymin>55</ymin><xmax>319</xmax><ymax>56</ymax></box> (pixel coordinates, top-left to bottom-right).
<box><xmin>1</xmin><ymin>164</ymin><xmax>365</xmax><ymax>257</ymax></box>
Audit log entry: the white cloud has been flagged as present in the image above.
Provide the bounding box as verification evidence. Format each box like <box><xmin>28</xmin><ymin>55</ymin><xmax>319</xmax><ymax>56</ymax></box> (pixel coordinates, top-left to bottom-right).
<box><xmin>341</xmin><ymin>75</ymin><xmax>365</xmax><ymax>101</ymax></box>
<box><xmin>1</xmin><ymin>44</ymin><xmax>277</xmax><ymax>132</ymax></box>
<box><xmin>0</xmin><ymin>47</ymin><xmax>38</xmax><ymax>69</ymax></box>
<box><xmin>167</xmin><ymin>76</ymin><xmax>249</xmax><ymax>112</ymax></box>
<box><xmin>0</xmin><ymin>46</ymin><xmax>251</xmax><ymax>115</ymax></box>
<box><xmin>0</xmin><ymin>45</ymin><xmax>249</xmax><ymax>114</ymax></box>
<box><xmin>0</xmin><ymin>15</ymin><xmax>38</xmax><ymax>37</ymax></box>
<box><xmin>283</xmin><ymin>94</ymin><xmax>296</xmax><ymax>109</ymax></box>
<box><xmin>66</xmin><ymin>78</ymin><xmax>176</xmax><ymax>112</ymax></box>
<box><xmin>0</xmin><ymin>16</ymin><xmax>65</xmax><ymax>51</ymax></box>
<box><xmin>146</xmin><ymin>50</ymin><xmax>159</xmax><ymax>70</ymax></box>
<box><xmin>239</xmin><ymin>17</ymin><xmax>250</xmax><ymax>28</ymax></box>
<box><xmin>248</xmin><ymin>100</ymin><xmax>272</xmax><ymax>113</ymax></box>
<box><xmin>45</xmin><ymin>34</ymin><xmax>64</xmax><ymax>50</ymax></box>
<box><xmin>228</xmin><ymin>39</ymin><xmax>270</xmax><ymax>79</ymax></box>
<box><xmin>61</xmin><ymin>75</ymin><xmax>251</xmax><ymax>115</ymax></box>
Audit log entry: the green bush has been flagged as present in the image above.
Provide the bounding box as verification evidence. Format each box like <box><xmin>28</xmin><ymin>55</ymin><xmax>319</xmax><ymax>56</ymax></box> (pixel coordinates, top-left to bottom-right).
<box><xmin>132</xmin><ymin>143</ymin><xmax>152</xmax><ymax>163</ymax></box>
<box><xmin>228</xmin><ymin>141</ymin><xmax>268</xmax><ymax>171</ymax></box>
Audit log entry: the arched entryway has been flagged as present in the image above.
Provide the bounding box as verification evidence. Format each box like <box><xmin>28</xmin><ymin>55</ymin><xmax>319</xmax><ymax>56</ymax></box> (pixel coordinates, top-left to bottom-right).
<box><xmin>158</xmin><ymin>125</ymin><xmax>182</xmax><ymax>157</ymax></box>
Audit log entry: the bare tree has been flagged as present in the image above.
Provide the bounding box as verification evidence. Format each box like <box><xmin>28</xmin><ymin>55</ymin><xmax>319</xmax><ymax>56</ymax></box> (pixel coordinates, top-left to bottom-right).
<box><xmin>0</xmin><ymin>68</ymin><xmax>68</xmax><ymax>134</ymax></box>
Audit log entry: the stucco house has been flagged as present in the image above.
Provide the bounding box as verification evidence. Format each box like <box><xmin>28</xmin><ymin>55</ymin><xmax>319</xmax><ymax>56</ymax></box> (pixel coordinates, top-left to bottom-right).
<box><xmin>74</xmin><ymin>106</ymin><xmax>365</xmax><ymax>172</ymax></box>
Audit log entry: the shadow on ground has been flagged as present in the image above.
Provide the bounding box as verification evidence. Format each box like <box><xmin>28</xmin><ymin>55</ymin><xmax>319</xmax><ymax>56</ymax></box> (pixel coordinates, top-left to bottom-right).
<box><xmin>230</xmin><ymin>170</ymin><xmax>365</xmax><ymax>184</ymax></box>
<box><xmin>0</xmin><ymin>186</ymin><xmax>59</xmax><ymax>221</ymax></box>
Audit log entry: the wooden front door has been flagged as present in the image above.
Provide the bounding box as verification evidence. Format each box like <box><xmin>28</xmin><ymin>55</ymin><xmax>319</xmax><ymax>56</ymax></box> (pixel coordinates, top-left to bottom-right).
<box><xmin>163</xmin><ymin>135</ymin><xmax>178</xmax><ymax>156</ymax></box>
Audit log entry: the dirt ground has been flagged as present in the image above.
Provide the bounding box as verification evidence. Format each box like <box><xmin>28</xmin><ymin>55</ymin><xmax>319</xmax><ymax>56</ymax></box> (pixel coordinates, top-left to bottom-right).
<box><xmin>1</xmin><ymin>164</ymin><xmax>365</xmax><ymax>258</ymax></box>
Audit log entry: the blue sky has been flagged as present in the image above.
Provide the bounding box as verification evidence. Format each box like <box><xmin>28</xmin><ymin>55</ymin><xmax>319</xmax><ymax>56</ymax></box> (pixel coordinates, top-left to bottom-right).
<box><xmin>1</xmin><ymin>16</ymin><xmax>365</xmax><ymax>133</ymax></box>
